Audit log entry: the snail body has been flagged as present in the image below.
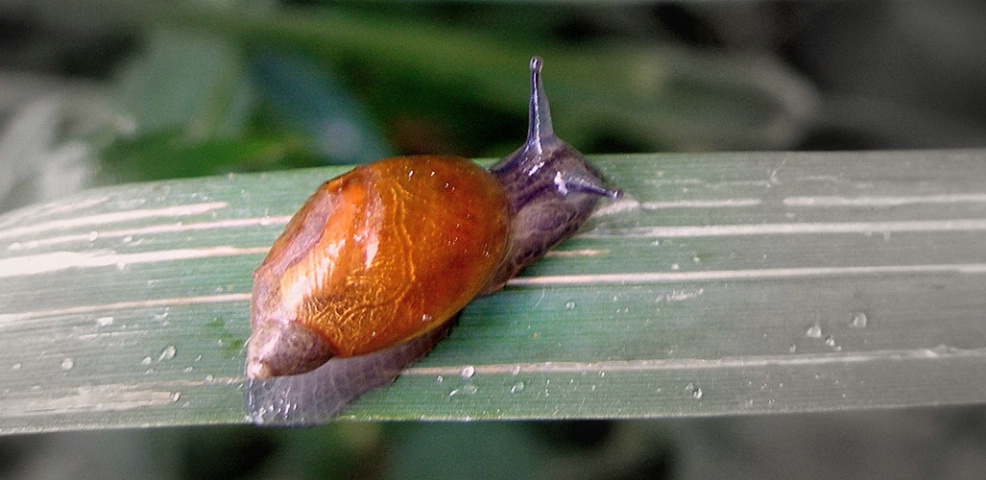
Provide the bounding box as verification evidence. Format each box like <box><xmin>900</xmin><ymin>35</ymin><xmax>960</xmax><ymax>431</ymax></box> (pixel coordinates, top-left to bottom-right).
<box><xmin>247</xmin><ymin>57</ymin><xmax>618</xmax><ymax>424</ymax></box>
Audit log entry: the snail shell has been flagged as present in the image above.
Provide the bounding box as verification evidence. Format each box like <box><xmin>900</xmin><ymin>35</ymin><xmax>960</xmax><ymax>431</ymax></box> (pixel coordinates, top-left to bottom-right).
<box><xmin>247</xmin><ymin>56</ymin><xmax>618</xmax><ymax>425</ymax></box>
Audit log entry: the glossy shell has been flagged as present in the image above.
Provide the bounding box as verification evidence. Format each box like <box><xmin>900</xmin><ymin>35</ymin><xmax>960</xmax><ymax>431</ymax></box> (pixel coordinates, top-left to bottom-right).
<box><xmin>247</xmin><ymin>156</ymin><xmax>510</xmax><ymax>379</ymax></box>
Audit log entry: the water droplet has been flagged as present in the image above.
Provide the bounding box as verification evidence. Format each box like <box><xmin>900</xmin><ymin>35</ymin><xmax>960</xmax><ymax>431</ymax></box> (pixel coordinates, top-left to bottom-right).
<box><xmin>671</xmin><ymin>263</ymin><xmax>680</xmax><ymax>271</ymax></box>
<box><xmin>60</xmin><ymin>358</ymin><xmax>74</xmax><ymax>370</ymax></box>
<box><xmin>789</xmin><ymin>344</ymin><xmax>797</xmax><ymax>353</ymax></box>
<box><xmin>824</xmin><ymin>336</ymin><xmax>836</xmax><ymax>347</ymax></box>
<box><xmin>685</xmin><ymin>382</ymin><xmax>703</xmax><ymax>399</ymax></box>
<box><xmin>122</xmin><ymin>235</ymin><xmax>133</xmax><ymax>243</ymax></box>
<box><xmin>158</xmin><ymin>345</ymin><xmax>176</xmax><ymax>361</ymax></box>
<box><xmin>564</xmin><ymin>301</ymin><xmax>576</xmax><ymax>310</ymax></box>
<box><xmin>153</xmin><ymin>310</ymin><xmax>170</xmax><ymax>321</ymax></box>
<box><xmin>183</xmin><ymin>366</ymin><xmax>193</xmax><ymax>373</ymax></box>
<box><xmin>692</xmin><ymin>255</ymin><xmax>701</xmax><ymax>263</ymax></box>
<box><xmin>460</xmin><ymin>365</ymin><xmax>475</xmax><ymax>379</ymax></box>
<box><xmin>421</xmin><ymin>314</ymin><xmax>433</xmax><ymax>322</ymax></box>
<box><xmin>205</xmin><ymin>374</ymin><xmax>214</xmax><ymax>382</ymax></box>
<box><xmin>436</xmin><ymin>375</ymin><xmax>444</xmax><ymax>384</ymax></box>
<box><xmin>88</xmin><ymin>231</ymin><xmax>99</xmax><ymax>241</ymax></box>
<box><xmin>170</xmin><ymin>392</ymin><xmax>182</xmax><ymax>403</ymax></box>
<box><xmin>850</xmin><ymin>312</ymin><xmax>868</xmax><ymax>328</ymax></box>
<box><xmin>509</xmin><ymin>381</ymin><xmax>526</xmax><ymax>394</ymax></box>
<box><xmin>95</xmin><ymin>316</ymin><xmax>114</xmax><ymax>327</ymax></box>
<box><xmin>8</xmin><ymin>242</ymin><xmax>23</xmax><ymax>251</ymax></box>
<box><xmin>140</xmin><ymin>356</ymin><xmax>152</xmax><ymax>365</ymax></box>
<box><xmin>805</xmin><ymin>323</ymin><xmax>823</xmax><ymax>338</ymax></box>
<box><xmin>11</xmin><ymin>363</ymin><xmax>22</xmax><ymax>370</ymax></box>
<box><xmin>510</xmin><ymin>366</ymin><xmax>521</xmax><ymax>376</ymax></box>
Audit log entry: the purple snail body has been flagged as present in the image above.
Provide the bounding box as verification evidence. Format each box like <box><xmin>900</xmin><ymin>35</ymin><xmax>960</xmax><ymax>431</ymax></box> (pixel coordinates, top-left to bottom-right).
<box><xmin>247</xmin><ymin>57</ymin><xmax>619</xmax><ymax>425</ymax></box>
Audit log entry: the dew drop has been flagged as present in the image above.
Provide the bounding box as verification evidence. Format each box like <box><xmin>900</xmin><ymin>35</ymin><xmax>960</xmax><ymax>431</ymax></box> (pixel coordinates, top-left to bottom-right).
<box><xmin>564</xmin><ymin>301</ymin><xmax>576</xmax><ymax>310</ymax></box>
<box><xmin>88</xmin><ymin>231</ymin><xmax>99</xmax><ymax>241</ymax></box>
<box><xmin>805</xmin><ymin>323</ymin><xmax>823</xmax><ymax>338</ymax></box>
<box><xmin>95</xmin><ymin>316</ymin><xmax>114</xmax><ymax>327</ymax></box>
<box><xmin>140</xmin><ymin>356</ymin><xmax>152</xmax><ymax>365</ymax></box>
<box><xmin>509</xmin><ymin>381</ymin><xmax>526</xmax><ymax>394</ymax></box>
<box><xmin>824</xmin><ymin>336</ymin><xmax>836</xmax><ymax>347</ymax></box>
<box><xmin>122</xmin><ymin>235</ymin><xmax>133</xmax><ymax>243</ymax></box>
<box><xmin>789</xmin><ymin>344</ymin><xmax>797</xmax><ymax>353</ymax></box>
<box><xmin>11</xmin><ymin>363</ymin><xmax>22</xmax><ymax>370</ymax></box>
<box><xmin>510</xmin><ymin>366</ymin><xmax>521</xmax><ymax>376</ymax></box>
<box><xmin>461</xmin><ymin>384</ymin><xmax>478</xmax><ymax>395</ymax></box>
<box><xmin>183</xmin><ymin>366</ymin><xmax>194</xmax><ymax>373</ymax></box>
<box><xmin>685</xmin><ymin>382</ymin><xmax>703</xmax><ymax>399</ymax></box>
<box><xmin>170</xmin><ymin>392</ymin><xmax>182</xmax><ymax>403</ymax></box>
<box><xmin>205</xmin><ymin>374</ymin><xmax>214</xmax><ymax>382</ymax></box>
<box><xmin>670</xmin><ymin>263</ymin><xmax>680</xmax><ymax>271</ymax></box>
<box><xmin>850</xmin><ymin>312</ymin><xmax>868</xmax><ymax>328</ymax></box>
<box><xmin>460</xmin><ymin>365</ymin><xmax>475</xmax><ymax>379</ymax></box>
<box><xmin>421</xmin><ymin>314</ymin><xmax>433</xmax><ymax>322</ymax></box>
<box><xmin>60</xmin><ymin>358</ymin><xmax>74</xmax><ymax>370</ymax></box>
<box><xmin>436</xmin><ymin>375</ymin><xmax>444</xmax><ymax>384</ymax></box>
<box><xmin>158</xmin><ymin>345</ymin><xmax>177</xmax><ymax>361</ymax></box>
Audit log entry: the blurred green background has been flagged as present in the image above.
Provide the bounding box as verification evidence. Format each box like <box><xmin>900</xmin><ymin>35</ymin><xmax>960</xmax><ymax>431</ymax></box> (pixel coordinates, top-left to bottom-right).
<box><xmin>2</xmin><ymin>1</ymin><xmax>986</xmax><ymax>479</ymax></box>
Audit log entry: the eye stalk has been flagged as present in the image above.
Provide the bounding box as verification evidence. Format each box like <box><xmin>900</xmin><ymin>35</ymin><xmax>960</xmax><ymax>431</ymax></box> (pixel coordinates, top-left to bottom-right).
<box><xmin>527</xmin><ymin>56</ymin><xmax>552</xmax><ymax>154</ymax></box>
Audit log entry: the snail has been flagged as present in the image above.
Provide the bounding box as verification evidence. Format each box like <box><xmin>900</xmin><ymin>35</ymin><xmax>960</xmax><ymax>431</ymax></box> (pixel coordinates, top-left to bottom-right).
<box><xmin>247</xmin><ymin>57</ymin><xmax>619</xmax><ymax>425</ymax></box>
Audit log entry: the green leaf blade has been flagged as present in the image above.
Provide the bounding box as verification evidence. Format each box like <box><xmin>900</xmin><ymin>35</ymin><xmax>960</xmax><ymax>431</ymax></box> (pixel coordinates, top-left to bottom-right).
<box><xmin>3</xmin><ymin>151</ymin><xmax>986</xmax><ymax>433</ymax></box>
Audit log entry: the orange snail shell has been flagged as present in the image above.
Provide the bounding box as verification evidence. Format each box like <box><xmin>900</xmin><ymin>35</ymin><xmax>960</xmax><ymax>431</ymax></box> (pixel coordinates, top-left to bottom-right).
<box><xmin>247</xmin><ymin>156</ymin><xmax>510</xmax><ymax>379</ymax></box>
